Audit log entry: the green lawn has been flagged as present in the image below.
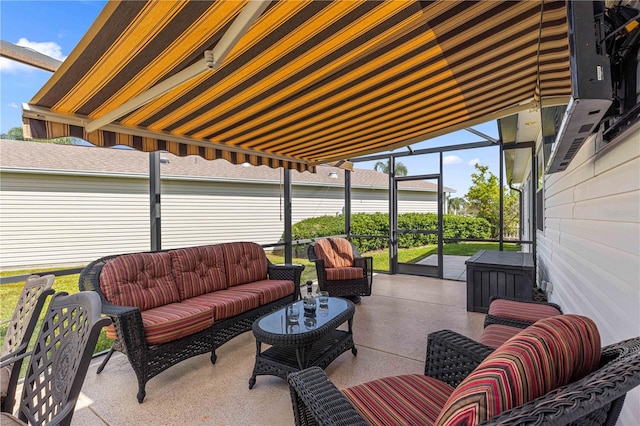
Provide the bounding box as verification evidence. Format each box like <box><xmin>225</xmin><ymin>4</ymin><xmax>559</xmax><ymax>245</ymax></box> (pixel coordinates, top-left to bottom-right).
<box><xmin>1</xmin><ymin>242</ymin><xmax>518</xmax><ymax>355</ymax></box>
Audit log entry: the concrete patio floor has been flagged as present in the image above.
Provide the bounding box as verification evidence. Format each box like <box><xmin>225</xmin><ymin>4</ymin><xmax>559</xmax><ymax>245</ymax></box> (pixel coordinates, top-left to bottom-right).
<box><xmin>65</xmin><ymin>274</ymin><xmax>484</xmax><ymax>426</ymax></box>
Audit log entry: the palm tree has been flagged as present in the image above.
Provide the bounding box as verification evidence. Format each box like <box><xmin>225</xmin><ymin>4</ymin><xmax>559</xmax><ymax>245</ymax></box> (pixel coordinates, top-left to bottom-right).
<box><xmin>373</xmin><ymin>160</ymin><xmax>408</xmax><ymax>176</ymax></box>
<box><xmin>447</xmin><ymin>197</ymin><xmax>465</xmax><ymax>215</ymax></box>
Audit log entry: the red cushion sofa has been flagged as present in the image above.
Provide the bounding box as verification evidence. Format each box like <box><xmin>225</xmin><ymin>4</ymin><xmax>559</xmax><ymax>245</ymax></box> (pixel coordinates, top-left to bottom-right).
<box><xmin>79</xmin><ymin>242</ymin><xmax>303</xmax><ymax>403</ymax></box>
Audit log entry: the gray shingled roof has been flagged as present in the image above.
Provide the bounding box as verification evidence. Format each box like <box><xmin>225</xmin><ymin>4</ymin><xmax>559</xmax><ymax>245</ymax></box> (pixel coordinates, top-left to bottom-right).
<box><xmin>0</xmin><ymin>140</ymin><xmax>455</xmax><ymax>192</ymax></box>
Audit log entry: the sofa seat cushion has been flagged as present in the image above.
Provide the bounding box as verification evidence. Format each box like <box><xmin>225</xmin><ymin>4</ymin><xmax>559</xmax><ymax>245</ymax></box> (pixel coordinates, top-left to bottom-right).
<box><xmin>478</xmin><ymin>324</ymin><xmax>522</xmax><ymax>348</ymax></box>
<box><xmin>314</xmin><ymin>238</ymin><xmax>354</xmax><ymax>268</ymax></box>
<box><xmin>221</xmin><ymin>242</ymin><xmax>268</xmax><ymax>287</ymax></box>
<box><xmin>171</xmin><ymin>245</ymin><xmax>228</xmax><ymax>299</ymax></box>
<box><xmin>343</xmin><ymin>374</ymin><xmax>454</xmax><ymax>426</ymax></box>
<box><xmin>488</xmin><ymin>298</ymin><xmax>562</xmax><ymax>323</ymax></box>
<box><xmin>182</xmin><ymin>289</ymin><xmax>260</xmax><ymax>320</ymax></box>
<box><xmin>227</xmin><ymin>280</ymin><xmax>294</xmax><ymax>305</ymax></box>
<box><xmin>326</xmin><ymin>267</ymin><xmax>364</xmax><ymax>281</ymax></box>
<box><xmin>105</xmin><ymin>302</ymin><xmax>214</xmax><ymax>346</ymax></box>
<box><xmin>436</xmin><ymin>314</ymin><xmax>601</xmax><ymax>425</ymax></box>
<box><xmin>100</xmin><ymin>252</ymin><xmax>179</xmax><ymax>310</ymax></box>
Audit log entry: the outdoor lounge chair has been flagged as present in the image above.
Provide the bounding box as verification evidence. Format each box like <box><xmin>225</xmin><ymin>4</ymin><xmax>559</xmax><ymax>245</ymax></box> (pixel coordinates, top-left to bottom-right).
<box><xmin>307</xmin><ymin>238</ymin><xmax>373</xmax><ymax>303</ymax></box>
<box><xmin>0</xmin><ymin>291</ymin><xmax>110</xmax><ymax>426</ymax></box>
<box><xmin>0</xmin><ymin>275</ymin><xmax>55</xmax><ymax>414</ymax></box>
<box><xmin>289</xmin><ymin>314</ymin><xmax>640</xmax><ymax>426</ymax></box>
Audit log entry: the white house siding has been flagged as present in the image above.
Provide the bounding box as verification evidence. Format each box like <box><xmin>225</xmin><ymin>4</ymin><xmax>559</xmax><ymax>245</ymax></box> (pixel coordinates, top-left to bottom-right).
<box><xmin>161</xmin><ymin>178</ymin><xmax>284</xmax><ymax>249</ymax></box>
<box><xmin>538</xmin><ymin>125</ymin><xmax>640</xmax><ymax>424</ymax></box>
<box><xmin>0</xmin><ymin>171</ymin><xmax>150</xmax><ymax>269</ymax></box>
<box><xmin>0</xmin><ymin>173</ymin><xmax>441</xmax><ymax>270</ymax></box>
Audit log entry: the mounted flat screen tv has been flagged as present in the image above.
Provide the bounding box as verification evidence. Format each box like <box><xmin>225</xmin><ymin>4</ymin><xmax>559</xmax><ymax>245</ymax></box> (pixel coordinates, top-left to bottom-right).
<box><xmin>546</xmin><ymin>0</ymin><xmax>639</xmax><ymax>174</ymax></box>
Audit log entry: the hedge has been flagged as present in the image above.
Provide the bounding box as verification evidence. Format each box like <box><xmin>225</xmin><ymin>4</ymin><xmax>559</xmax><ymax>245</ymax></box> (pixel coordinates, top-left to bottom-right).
<box><xmin>291</xmin><ymin>213</ymin><xmax>491</xmax><ymax>253</ymax></box>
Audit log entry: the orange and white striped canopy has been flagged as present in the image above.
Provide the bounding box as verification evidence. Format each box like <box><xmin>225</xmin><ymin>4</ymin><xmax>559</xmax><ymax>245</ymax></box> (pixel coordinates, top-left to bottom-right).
<box><xmin>23</xmin><ymin>0</ymin><xmax>571</xmax><ymax>172</ymax></box>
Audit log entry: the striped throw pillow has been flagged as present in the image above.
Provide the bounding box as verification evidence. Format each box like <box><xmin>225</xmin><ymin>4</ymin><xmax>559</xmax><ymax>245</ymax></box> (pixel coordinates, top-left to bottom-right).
<box><xmin>436</xmin><ymin>314</ymin><xmax>601</xmax><ymax>425</ymax></box>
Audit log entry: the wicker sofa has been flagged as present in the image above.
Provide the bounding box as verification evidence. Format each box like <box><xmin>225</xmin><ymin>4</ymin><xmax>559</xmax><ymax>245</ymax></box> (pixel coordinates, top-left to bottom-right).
<box><xmin>289</xmin><ymin>314</ymin><xmax>640</xmax><ymax>425</ymax></box>
<box><xmin>79</xmin><ymin>242</ymin><xmax>303</xmax><ymax>403</ymax></box>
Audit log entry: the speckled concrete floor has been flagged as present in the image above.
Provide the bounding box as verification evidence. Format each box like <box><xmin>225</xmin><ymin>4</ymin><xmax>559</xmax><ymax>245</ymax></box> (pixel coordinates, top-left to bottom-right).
<box><xmin>64</xmin><ymin>274</ymin><xmax>484</xmax><ymax>426</ymax></box>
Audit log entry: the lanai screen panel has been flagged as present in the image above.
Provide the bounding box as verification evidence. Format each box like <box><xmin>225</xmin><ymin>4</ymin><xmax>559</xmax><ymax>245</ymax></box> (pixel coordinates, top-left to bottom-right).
<box><xmin>23</xmin><ymin>0</ymin><xmax>571</xmax><ymax>171</ymax></box>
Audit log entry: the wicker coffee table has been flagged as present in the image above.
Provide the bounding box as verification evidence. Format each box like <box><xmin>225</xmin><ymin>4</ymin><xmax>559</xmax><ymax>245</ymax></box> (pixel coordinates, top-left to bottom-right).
<box><xmin>249</xmin><ymin>297</ymin><xmax>356</xmax><ymax>388</ymax></box>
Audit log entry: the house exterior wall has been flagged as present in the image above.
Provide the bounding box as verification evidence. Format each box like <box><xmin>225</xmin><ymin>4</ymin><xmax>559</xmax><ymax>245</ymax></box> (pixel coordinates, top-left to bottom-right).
<box><xmin>0</xmin><ymin>173</ymin><xmax>438</xmax><ymax>269</ymax></box>
<box><xmin>0</xmin><ymin>171</ymin><xmax>150</xmax><ymax>268</ymax></box>
<box><xmin>537</xmin><ymin>124</ymin><xmax>640</xmax><ymax>423</ymax></box>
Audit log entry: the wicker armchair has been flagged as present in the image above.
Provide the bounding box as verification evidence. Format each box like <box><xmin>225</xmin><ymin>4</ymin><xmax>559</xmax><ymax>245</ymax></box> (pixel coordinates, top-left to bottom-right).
<box><xmin>307</xmin><ymin>238</ymin><xmax>373</xmax><ymax>301</ymax></box>
<box><xmin>0</xmin><ymin>275</ymin><xmax>55</xmax><ymax>414</ymax></box>
<box><xmin>289</xmin><ymin>317</ymin><xmax>640</xmax><ymax>426</ymax></box>
<box><xmin>0</xmin><ymin>291</ymin><xmax>110</xmax><ymax>426</ymax></box>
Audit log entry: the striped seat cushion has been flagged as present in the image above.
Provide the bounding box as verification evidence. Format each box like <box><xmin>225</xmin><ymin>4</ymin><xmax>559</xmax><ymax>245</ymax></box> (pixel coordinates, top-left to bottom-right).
<box><xmin>221</xmin><ymin>242</ymin><xmax>268</xmax><ymax>287</ymax></box>
<box><xmin>314</xmin><ymin>238</ymin><xmax>354</xmax><ymax>268</ymax></box>
<box><xmin>181</xmin><ymin>289</ymin><xmax>260</xmax><ymax>320</ymax></box>
<box><xmin>100</xmin><ymin>252</ymin><xmax>179</xmax><ymax>310</ymax></box>
<box><xmin>326</xmin><ymin>267</ymin><xmax>364</xmax><ymax>281</ymax></box>
<box><xmin>478</xmin><ymin>324</ymin><xmax>522</xmax><ymax>348</ymax></box>
<box><xmin>227</xmin><ymin>280</ymin><xmax>294</xmax><ymax>305</ymax></box>
<box><xmin>436</xmin><ymin>314</ymin><xmax>601</xmax><ymax>425</ymax></box>
<box><xmin>105</xmin><ymin>302</ymin><xmax>214</xmax><ymax>345</ymax></box>
<box><xmin>488</xmin><ymin>299</ymin><xmax>561</xmax><ymax>323</ymax></box>
<box><xmin>343</xmin><ymin>374</ymin><xmax>455</xmax><ymax>426</ymax></box>
<box><xmin>171</xmin><ymin>245</ymin><xmax>228</xmax><ymax>299</ymax></box>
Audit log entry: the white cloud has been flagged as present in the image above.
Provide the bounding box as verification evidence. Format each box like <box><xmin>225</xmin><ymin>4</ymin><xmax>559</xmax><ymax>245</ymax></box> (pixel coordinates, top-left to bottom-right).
<box><xmin>468</xmin><ymin>158</ymin><xmax>480</xmax><ymax>166</ymax></box>
<box><xmin>0</xmin><ymin>38</ymin><xmax>66</xmax><ymax>74</ymax></box>
<box><xmin>443</xmin><ymin>155</ymin><xmax>463</xmax><ymax>165</ymax></box>
<box><xmin>8</xmin><ymin>102</ymin><xmax>19</xmax><ymax>109</ymax></box>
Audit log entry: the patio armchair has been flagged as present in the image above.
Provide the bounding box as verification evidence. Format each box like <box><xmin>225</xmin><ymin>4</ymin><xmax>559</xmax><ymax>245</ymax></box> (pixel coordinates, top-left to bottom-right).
<box><xmin>307</xmin><ymin>238</ymin><xmax>373</xmax><ymax>303</ymax></box>
<box><xmin>1</xmin><ymin>275</ymin><xmax>55</xmax><ymax>414</ymax></box>
<box><xmin>0</xmin><ymin>291</ymin><xmax>110</xmax><ymax>426</ymax></box>
<box><xmin>289</xmin><ymin>314</ymin><xmax>640</xmax><ymax>426</ymax></box>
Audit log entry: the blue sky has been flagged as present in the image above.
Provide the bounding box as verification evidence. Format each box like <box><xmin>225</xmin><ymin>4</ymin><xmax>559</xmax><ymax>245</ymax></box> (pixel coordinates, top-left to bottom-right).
<box><xmin>0</xmin><ymin>0</ymin><xmax>501</xmax><ymax>196</ymax></box>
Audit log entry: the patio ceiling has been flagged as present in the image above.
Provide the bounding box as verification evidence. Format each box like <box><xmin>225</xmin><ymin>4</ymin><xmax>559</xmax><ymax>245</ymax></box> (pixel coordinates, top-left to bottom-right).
<box><xmin>23</xmin><ymin>0</ymin><xmax>571</xmax><ymax>172</ymax></box>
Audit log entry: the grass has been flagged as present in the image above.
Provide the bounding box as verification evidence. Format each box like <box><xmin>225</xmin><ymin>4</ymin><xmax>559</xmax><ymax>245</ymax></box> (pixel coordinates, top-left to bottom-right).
<box><xmin>1</xmin><ymin>242</ymin><xmax>519</xmax><ymax>357</ymax></box>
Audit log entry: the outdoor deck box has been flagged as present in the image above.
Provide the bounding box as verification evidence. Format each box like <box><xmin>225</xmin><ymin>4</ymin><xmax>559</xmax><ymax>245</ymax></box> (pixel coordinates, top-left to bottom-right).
<box><xmin>465</xmin><ymin>250</ymin><xmax>534</xmax><ymax>313</ymax></box>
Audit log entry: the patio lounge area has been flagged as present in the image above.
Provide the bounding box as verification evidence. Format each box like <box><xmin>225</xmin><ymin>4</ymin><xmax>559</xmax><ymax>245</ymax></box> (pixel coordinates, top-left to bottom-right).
<box><xmin>66</xmin><ymin>274</ymin><xmax>485</xmax><ymax>426</ymax></box>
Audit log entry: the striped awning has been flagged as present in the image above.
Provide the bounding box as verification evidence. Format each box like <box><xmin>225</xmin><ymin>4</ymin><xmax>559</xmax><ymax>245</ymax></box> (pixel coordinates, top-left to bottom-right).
<box><xmin>23</xmin><ymin>0</ymin><xmax>571</xmax><ymax>172</ymax></box>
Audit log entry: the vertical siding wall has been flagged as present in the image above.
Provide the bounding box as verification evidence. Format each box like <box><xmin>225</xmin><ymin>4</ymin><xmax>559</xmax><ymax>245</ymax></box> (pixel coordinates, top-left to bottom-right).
<box><xmin>538</xmin><ymin>125</ymin><xmax>640</xmax><ymax>423</ymax></box>
<box><xmin>0</xmin><ymin>172</ymin><xmax>150</xmax><ymax>268</ymax></box>
<box><xmin>0</xmin><ymin>174</ymin><xmax>438</xmax><ymax>269</ymax></box>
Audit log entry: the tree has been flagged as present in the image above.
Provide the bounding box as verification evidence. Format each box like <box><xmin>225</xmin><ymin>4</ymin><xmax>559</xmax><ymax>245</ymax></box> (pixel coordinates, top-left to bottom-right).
<box><xmin>464</xmin><ymin>164</ymin><xmax>519</xmax><ymax>238</ymax></box>
<box><xmin>373</xmin><ymin>160</ymin><xmax>408</xmax><ymax>176</ymax></box>
<box><xmin>447</xmin><ymin>196</ymin><xmax>465</xmax><ymax>215</ymax></box>
<box><xmin>1</xmin><ymin>126</ymin><xmax>74</xmax><ymax>145</ymax></box>
<box><xmin>2</xmin><ymin>127</ymin><xmax>25</xmax><ymax>140</ymax></box>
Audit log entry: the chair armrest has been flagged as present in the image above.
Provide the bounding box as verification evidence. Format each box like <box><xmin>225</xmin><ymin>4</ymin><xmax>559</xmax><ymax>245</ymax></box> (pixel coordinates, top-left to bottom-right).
<box><xmin>101</xmin><ymin>302</ymin><xmax>147</xmax><ymax>352</ymax></box>
<box><xmin>288</xmin><ymin>367</ymin><xmax>368</xmax><ymax>426</ymax></box>
<box><xmin>424</xmin><ymin>329</ymin><xmax>494</xmax><ymax>388</ymax></box>
<box><xmin>267</xmin><ymin>262</ymin><xmax>304</xmax><ymax>285</ymax></box>
<box><xmin>0</xmin><ymin>348</ymin><xmax>30</xmax><ymax>368</ymax></box>
<box><xmin>268</xmin><ymin>262</ymin><xmax>305</xmax><ymax>300</ymax></box>
<box><xmin>353</xmin><ymin>256</ymin><xmax>373</xmax><ymax>287</ymax></box>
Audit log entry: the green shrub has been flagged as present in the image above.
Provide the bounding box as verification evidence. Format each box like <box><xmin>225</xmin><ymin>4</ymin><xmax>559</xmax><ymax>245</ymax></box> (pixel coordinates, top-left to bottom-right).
<box><xmin>291</xmin><ymin>213</ymin><xmax>491</xmax><ymax>252</ymax></box>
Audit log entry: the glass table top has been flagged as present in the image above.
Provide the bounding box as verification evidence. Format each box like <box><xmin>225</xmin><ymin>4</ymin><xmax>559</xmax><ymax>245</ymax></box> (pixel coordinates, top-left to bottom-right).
<box><xmin>256</xmin><ymin>297</ymin><xmax>351</xmax><ymax>335</ymax></box>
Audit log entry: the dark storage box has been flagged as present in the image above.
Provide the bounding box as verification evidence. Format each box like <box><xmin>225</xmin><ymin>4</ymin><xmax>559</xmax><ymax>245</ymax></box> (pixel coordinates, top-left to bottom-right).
<box><xmin>465</xmin><ymin>250</ymin><xmax>534</xmax><ymax>313</ymax></box>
